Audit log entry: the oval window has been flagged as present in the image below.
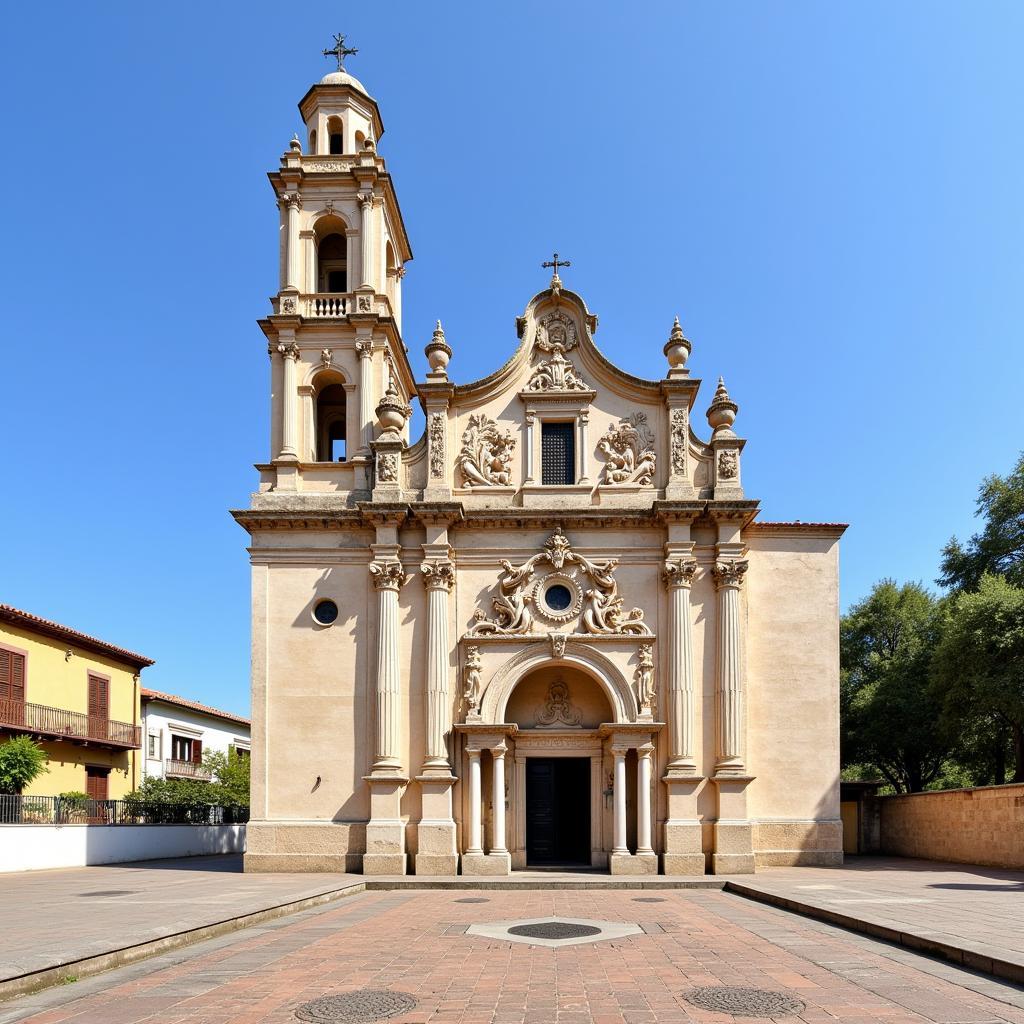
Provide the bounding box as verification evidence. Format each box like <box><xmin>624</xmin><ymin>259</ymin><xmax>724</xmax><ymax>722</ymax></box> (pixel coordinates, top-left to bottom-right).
<box><xmin>544</xmin><ymin>584</ymin><xmax>573</xmax><ymax>611</ymax></box>
<box><xmin>313</xmin><ymin>599</ymin><xmax>339</xmax><ymax>625</ymax></box>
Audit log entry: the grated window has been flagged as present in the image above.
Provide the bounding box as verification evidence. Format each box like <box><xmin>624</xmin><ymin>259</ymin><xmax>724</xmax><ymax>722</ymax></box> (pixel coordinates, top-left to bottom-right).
<box><xmin>541</xmin><ymin>422</ymin><xmax>575</xmax><ymax>485</ymax></box>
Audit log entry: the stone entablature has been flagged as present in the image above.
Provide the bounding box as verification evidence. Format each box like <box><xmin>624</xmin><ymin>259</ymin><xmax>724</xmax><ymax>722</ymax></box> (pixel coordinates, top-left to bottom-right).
<box><xmin>236</xmin><ymin>58</ymin><xmax>847</xmax><ymax>880</ymax></box>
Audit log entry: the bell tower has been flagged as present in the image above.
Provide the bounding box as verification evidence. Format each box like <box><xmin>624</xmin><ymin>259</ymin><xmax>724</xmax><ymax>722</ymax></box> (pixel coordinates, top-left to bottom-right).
<box><xmin>260</xmin><ymin>36</ymin><xmax>414</xmax><ymax>495</ymax></box>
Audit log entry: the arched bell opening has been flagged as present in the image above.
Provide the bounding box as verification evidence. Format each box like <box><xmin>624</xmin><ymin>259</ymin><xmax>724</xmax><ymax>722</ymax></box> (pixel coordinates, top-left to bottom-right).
<box><xmin>314</xmin><ymin>215</ymin><xmax>349</xmax><ymax>294</ymax></box>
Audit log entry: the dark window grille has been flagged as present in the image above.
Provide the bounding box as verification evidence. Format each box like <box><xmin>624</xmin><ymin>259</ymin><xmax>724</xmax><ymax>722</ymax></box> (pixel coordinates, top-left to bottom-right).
<box><xmin>542</xmin><ymin>422</ymin><xmax>575</xmax><ymax>485</ymax></box>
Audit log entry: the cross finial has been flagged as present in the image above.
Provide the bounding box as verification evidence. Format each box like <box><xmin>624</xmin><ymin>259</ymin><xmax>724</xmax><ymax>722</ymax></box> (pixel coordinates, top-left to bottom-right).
<box><xmin>323</xmin><ymin>33</ymin><xmax>359</xmax><ymax>72</ymax></box>
<box><xmin>542</xmin><ymin>252</ymin><xmax>571</xmax><ymax>288</ymax></box>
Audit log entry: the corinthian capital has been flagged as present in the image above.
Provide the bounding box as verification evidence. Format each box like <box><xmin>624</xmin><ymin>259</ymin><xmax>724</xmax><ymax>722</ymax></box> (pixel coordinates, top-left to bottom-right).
<box><xmin>369</xmin><ymin>560</ymin><xmax>411</xmax><ymax>592</ymax></box>
<box><xmin>277</xmin><ymin>342</ymin><xmax>300</xmax><ymax>360</ymax></box>
<box><xmin>358</xmin><ymin>190</ymin><xmax>375</xmax><ymax>208</ymax></box>
<box><xmin>712</xmin><ymin>558</ymin><xmax>748</xmax><ymax>590</ymax></box>
<box><xmin>662</xmin><ymin>558</ymin><xmax>698</xmax><ymax>590</ymax></box>
<box><xmin>281</xmin><ymin>191</ymin><xmax>302</xmax><ymax>209</ymax></box>
<box><xmin>420</xmin><ymin>559</ymin><xmax>455</xmax><ymax>591</ymax></box>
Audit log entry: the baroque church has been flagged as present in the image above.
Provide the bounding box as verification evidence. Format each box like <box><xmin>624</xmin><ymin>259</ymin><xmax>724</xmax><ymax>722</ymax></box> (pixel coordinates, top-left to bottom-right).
<box><xmin>234</xmin><ymin>42</ymin><xmax>846</xmax><ymax>875</ymax></box>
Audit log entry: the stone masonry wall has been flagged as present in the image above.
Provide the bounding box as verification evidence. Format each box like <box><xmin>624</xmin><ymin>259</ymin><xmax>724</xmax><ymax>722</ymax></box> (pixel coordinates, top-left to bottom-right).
<box><xmin>879</xmin><ymin>783</ymin><xmax>1024</xmax><ymax>869</ymax></box>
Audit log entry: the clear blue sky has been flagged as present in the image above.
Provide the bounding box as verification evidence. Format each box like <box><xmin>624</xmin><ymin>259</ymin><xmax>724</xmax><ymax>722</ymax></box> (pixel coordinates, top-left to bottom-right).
<box><xmin>2</xmin><ymin>3</ymin><xmax>1022</xmax><ymax>717</ymax></box>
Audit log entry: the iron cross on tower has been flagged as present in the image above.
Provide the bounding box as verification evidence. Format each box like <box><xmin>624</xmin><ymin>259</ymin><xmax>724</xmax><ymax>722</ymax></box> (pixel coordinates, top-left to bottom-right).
<box><xmin>323</xmin><ymin>33</ymin><xmax>358</xmax><ymax>71</ymax></box>
<box><xmin>542</xmin><ymin>252</ymin><xmax>571</xmax><ymax>286</ymax></box>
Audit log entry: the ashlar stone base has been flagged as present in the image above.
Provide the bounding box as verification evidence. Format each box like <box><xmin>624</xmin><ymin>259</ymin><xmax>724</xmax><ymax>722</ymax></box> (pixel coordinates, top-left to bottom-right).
<box><xmin>415</xmin><ymin>853</ymin><xmax>459</xmax><ymax>875</ymax></box>
<box><xmin>609</xmin><ymin>852</ymin><xmax>659</xmax><ymax>875</ymax></box>
<box><xmin>461</xmin><ymin>852</ymin><xmax>511</xmax><ymax>876</ymax></box>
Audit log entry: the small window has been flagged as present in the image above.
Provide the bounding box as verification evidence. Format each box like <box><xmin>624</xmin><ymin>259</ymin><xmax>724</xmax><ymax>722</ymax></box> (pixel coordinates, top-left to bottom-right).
<box><xmin>147</xmin><ymin>733</ymin><xmax>162</xmax><ymax>759</ymax></box>
<box><xmin>234</xmin><ymin>747</ymin><xmax>250</xmax><ymax>760</ymax></box>
<box><xmin>541</xmin><ymin>422</ymin><xmax>575</xmax><ymax>485</ymax></box>
<box><xmin>544</xmin><ymin>584</ymin><xmax>573</xmax><ymax>611</ymax></box>
<box><xmin>313</xmin><ymin>599</ymin><xmax>339</xmax><ymax>625</ymax></box>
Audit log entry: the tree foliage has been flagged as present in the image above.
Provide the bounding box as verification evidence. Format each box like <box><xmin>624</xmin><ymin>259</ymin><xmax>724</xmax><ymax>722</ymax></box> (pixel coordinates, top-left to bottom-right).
<box><xmin>939</xmin><ymin>453</ymin><xmax>1024</xmax><ymax>591</ymax></box>
<box><xmin>127</xmin><ymin>747</ymin><xmax>249</xmax><ymax>808</ymax></box>
<box><xmin>0</xmin><ymin>736</ymin><xmax>49</xmax><ymax>795</ymax></box>
<box><xmin>841</xmin><ymin>580</ymin><xmax>949</xmax><ymax>792</ymax></box>
<box><xmin>933</xmin><ymin>574</ymin><xmax>1024</xmax><ymax>781</ymax></box>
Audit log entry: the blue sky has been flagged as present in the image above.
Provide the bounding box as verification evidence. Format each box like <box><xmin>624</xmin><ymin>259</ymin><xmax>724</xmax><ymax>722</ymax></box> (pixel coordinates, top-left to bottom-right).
<box><xmin>1</xmin><ymin>3</ymin><xmax>1022</xmax><ymax>716</ymax></box>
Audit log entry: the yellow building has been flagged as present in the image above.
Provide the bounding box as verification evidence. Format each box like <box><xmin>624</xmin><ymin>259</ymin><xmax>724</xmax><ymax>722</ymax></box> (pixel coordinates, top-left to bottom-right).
<box><xmin>0</xmin><ymin>605</ymin><xmax>153</xmax><ymax>800</ymax></box>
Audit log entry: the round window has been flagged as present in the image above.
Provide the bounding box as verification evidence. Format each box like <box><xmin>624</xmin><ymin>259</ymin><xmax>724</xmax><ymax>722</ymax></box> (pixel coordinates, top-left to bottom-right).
<box><xmin>544</xmin><ymin>584</ymin><xmax>573</xmax><ymax>612</ymax></box>
<box><xmin>312</xmin><ymin>599</ymin><xmax>339</xmax><ymax>626</ymax></box>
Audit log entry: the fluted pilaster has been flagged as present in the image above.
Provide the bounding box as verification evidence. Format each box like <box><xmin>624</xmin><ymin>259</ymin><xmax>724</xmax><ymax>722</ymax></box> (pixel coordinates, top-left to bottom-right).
<box><xmin>662</xmin><ymin>557</ymin><xmax>698</xmax><ymax>772</ymax></box>
<box><xmin>420</xmin><ymin>559</ymin><xmax>455</xmax><ymax>769</ymax></box>
<box><xmin>712</xmin><ymin>558</ymin><xmax>748</xmax><ymax>774</ymax></box>
<box><xmin>370</xmin><ymin>559</ymin><xmax>410</xmax><ymax>773</ymax></box>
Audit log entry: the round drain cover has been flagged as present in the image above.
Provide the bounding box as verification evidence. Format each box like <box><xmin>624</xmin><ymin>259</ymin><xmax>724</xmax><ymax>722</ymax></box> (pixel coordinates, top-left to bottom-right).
<box><xmin>632</xmin><ymin>896</ymin><xmax>666</xmax><ymax>903</ymax></box>
<box><xmin>454</xmin><ymin>897</ymin><xmax>490</xmax><ymax>903</ymax></box>
<box><xmin>683</xmin><ymin>986</ymin><xmax>805</xmax><ymax>1017</ymax></box>
<box><xmin>507</xmin><ymin>921</ymin><xmax>602</xmax><ymax>940</ymax></box>
<box><xmin>295</xmin><ymin>990</ymin><xmax>417</xmax><ymax>1023</ymax></box>
<box><xmin>79</xmin><ymin>890</ymin><xmax>136</xmax><ymax>897</ymax></box>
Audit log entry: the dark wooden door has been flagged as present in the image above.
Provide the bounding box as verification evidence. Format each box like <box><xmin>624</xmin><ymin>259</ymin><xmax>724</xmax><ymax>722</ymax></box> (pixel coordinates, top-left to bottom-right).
<box><xmin>88</xmin><ymin>674</ymin><xmax>109</xmax><ymax>742</ymax></box>
<box><xmin>86</xmin><ymin>766</ymin><xmax>110</xmax><ymax>822</ymax></box>
<box><xmin>526</xmin><ymin>758</ymin><xmax>591</xmax><ymax>866</ymax></box>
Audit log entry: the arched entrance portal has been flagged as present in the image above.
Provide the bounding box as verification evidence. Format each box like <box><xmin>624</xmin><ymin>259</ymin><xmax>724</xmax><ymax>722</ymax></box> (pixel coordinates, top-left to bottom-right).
<box><xmin>507</xmin><ymin>665</ymin><xmax>612</xmax><ymax>868</ymax></box>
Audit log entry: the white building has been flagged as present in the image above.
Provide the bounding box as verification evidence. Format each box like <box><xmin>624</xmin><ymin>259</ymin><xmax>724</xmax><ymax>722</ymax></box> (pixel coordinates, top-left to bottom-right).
<box><xmin>141</xmin><ymin>689</ymin><xmax>250</xmax><ymax>783</ymax></box>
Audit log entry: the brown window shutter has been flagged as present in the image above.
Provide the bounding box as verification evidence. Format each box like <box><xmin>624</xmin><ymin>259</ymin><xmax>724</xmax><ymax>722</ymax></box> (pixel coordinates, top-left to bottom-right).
<box><xmin>192</xmin><ymin>739</ymin><xmax>203</xmax><ymax>764</ymax></box>
<box><xmin>10</xmin><ymin>654</ymin><xmax>24</xmax><ymax>703</ymax></box>
<box><xmin>0</xmin><ymin>650</ymin><xmax>9</xmax><ymax>700</ymax></box>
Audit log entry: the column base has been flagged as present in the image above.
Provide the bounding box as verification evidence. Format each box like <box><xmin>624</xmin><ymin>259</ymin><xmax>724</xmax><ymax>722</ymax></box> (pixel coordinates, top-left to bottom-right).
<box><xmin>362</xmin><ymin>853</ymin><xmax>408</xmax><ymax>875</ymax></box>
<box><xmin>414</xmin><ymin>854</ymin><xmax>458</xmax><ymax>875</ymax></box>
<box><xmin>364</xmin><ymin>775</ymin><xmax>408</xmax><ymax>876</ymax></box>
<box><xmin>461</xmin><ymin>852</ymin><xmax>511</xmax><ymax>876</ymax></box>
<box><xmin>711</xmin><ymin>851</ymin><xmax>755</xmax><ymax>874</ymax></box>
<box><xmin>415</xmin><ymin>773</ymin><xmax>457</xmax><ymax>876</ymax></box>
<box><xmin>609</xmin><ymin>852</ymin><xmax>659</xmax><ymax>876</ymax></box>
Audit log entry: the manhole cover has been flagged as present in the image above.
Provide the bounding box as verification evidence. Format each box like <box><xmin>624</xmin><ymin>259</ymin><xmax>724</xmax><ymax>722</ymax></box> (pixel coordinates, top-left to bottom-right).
<box><xmin>454</xmin><ymin>897</ymin><xmax>490</xmax><ymax>903</ymax></box>
<box><xmin>295</xmin><ymin>990</ymin><xmax>417</xmax><ymax>1023</ymax></box>
<box><xmin>632</xmin><ymin>896</ymin><xmax>666</xmax><ymax>903</ymax></box>
<box><xmin>507</xmin><ymin>921</ymin><xmax>602</xmax><ymax>940</ymax></box>
<box><xmin>79</xmin><ymin>890</ymin><xmax>136</xmax><ymax>897</ymax></box>
<box><xmin>683</xmin><ymin>986</ymin><xmax>805</xmax><ymax>1017</ymax></box>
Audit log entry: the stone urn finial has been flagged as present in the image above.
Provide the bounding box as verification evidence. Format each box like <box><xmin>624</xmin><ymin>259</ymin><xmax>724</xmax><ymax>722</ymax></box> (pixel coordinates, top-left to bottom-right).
<box><xmin>289</xmin><ymin>133</ymin><xmax>302</xmax><ymax>153</ymax></box>
<box><xmin>707</xmin><ymin>376</ymin><xmax>738</xmax><ymax>434</ymax></box>
<box><xmin>424</xmin><ymin>320</ymin><xmax>452</xmax><ymax>376</ymax></box>
<box><xmin>663</xmin><ymin>316</ymin><xmax>692</xmax><ymax>372</ymax></box>
<box><xmin>375</xmin><ymin>378</ymin><xmax>408</xmax><ymax>435</ymax></box>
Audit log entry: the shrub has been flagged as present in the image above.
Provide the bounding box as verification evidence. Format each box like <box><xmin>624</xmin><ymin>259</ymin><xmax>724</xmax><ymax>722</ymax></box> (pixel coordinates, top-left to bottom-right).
<box><xmin>0</xmin><ymin>736</ymin><xmax>48</xmax><ymax>794</ymax></box>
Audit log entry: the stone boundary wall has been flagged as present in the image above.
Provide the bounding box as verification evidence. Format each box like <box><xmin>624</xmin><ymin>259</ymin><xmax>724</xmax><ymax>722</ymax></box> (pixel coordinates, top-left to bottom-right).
<box><xmin>879</xmin><ymin>783</ymin><xmax>1024</xmax><ymax>869</ymax></box>
<box><xmin>0</xmin><ymin>823</ymin><xmax>245</xmax><ymax>872</ymax></box>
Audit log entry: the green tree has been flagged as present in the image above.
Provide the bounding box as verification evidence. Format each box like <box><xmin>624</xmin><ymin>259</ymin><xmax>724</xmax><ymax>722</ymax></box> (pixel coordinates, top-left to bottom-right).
<box><xmin>939</xmin><ymin>453</ymin><xmax>1024</xmax><ymax>591</ymax></box>
<box><xmin>841</xmin><ymin>580</ymin><xmax>949</xmax><ymax>792</ymax></box>
<box><xmin>204</xmin><ymin>748</ymin><xmax>250</xmax><ymax>805</ymax></box>
<box><xmin>933</xmin><ymin>574</ymin><xmax>1024</xmax><ymax>781</ymax></box>
<box><xmin>0</xmin><ymin>736</ymin><xmax>49</xmax><ymax>794</ymax></box>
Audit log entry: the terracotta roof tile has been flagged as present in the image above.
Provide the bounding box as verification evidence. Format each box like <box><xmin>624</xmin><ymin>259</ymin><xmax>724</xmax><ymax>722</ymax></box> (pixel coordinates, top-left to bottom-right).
<box><xmin>0</xmin><ymin>604</ymin><xmax>154</xmax><ymax>670</ymax></box>
<box><xmin>141</xmin><ymin>688</ymin><xmax>250</xmax><ymax>728</ymax></box>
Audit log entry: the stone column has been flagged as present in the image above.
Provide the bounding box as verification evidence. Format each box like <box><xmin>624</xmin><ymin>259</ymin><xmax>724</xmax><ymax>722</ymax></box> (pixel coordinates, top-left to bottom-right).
<box><xmin>276</xmin><ymin>343</ymin><xmax>299</xmax><ymax>461</ymax></box>
<box><xmin>578</xmin><ymin>412</ymin><xmax>591</xmax><ymax>485</ymax></box>
<box><xmin>662</xmin><ymin>558</ymin><xmax>699</xmax><ymax>771</ymax></box>
<box><xmin>355</xmin><ymin>340</ymin><xmax>374</xmax><ymax>454</ymax></box>
<box><xmin>363</xmin><ymin>557</ymin><xmax>411</xmax><ymax>876</ymax></box>
<box><xmin>284</xmin><ymin>193</ymin><xmax>301</xmax><ymax>291</ymax></box>
<box><xmin>612</xmin><ymin>747</ymin><xmax>628</xmax><ymax>856</ymax></box>
<box><xmin>524</xmin><ymin>413</ymin><xmax>535</xmax><ymax>484</ymax></box>
<box><xmin>492</xmin><ymin>743</ymin><xmax>508</xmax><ymax>856</ymax></box>
<box><xmin>359</xmin><ymin>191</ymin><xmax>374</xmax><ymax>289</ymax></box>
<box><xmin>636</xmin><ymin>743</ymin><xmax>655</xmax><ymax>857</ymax></box>
<box><xmin>466</xmin><ymin>748</ymin><xmax>483</xmax><ymax>855</ymax></box>
<box><xmin>712</xmin><ymin>558</ymin><xmax>748</xmax><ymax>774</ymax></box>
<box><xmin>710</xmin><ymin>555</ymin><xmax>755</xmax><ymax>874</ymax></box>
<box><xmin>420</xmin><ymin>560</ymin><xmax>455</xmax><ymax>768</ymax></box>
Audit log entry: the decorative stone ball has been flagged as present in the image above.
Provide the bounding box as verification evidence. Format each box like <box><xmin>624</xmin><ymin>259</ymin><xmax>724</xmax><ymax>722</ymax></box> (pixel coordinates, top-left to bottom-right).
<box><xmin>663</xmin><ymin>317</ymin><xmax>691</xmax><ymax>370</ymax></box>
<box><xmin>707</xmin><ymin>378</ymin><xmax>738</xmax><ymax>432</ymax></box>
<box><xmin>375</xmin><ymin>390</ymin><xmax>408</xmax><ymax>433</ymax></box>
<box><xmin>289</xmin><ymin>134</ymin><xmax>302</xmax><ymax>153</ymax></box>
<box><xmin>425</xmin><ymin>321</ymin><xmax>452</xmax><ymax>374</ymax></box>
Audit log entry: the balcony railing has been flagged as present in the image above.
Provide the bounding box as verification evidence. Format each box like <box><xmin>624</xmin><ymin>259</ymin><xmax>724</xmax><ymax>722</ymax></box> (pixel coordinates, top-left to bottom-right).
<box><xmin>165</xmin><ymin>758</ymin><xmax>212</xmax><ymax>781</ymax></box>
<box><xmin>0</xmin><ymin>794</ymin><xmax>249</xmax><ymax>825</ymax></box>
<box><xmin>0</xmin><ymin>699</ymin><xmax>141</xmax><ymax>749</ymax></box>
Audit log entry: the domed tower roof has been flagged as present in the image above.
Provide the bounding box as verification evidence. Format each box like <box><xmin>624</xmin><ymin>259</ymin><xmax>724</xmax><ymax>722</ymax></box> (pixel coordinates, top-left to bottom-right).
<box><xmin>317</xmin><ymin>69</ymin><xmax>372</xmax><ymax>97</ymax></box>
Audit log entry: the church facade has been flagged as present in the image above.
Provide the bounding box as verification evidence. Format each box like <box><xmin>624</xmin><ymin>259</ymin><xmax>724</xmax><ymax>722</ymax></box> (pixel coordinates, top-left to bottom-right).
<box><xmin>234</xmin><ymin>52</ymin><xmax>846</xmax><ymax>876</ymax></box>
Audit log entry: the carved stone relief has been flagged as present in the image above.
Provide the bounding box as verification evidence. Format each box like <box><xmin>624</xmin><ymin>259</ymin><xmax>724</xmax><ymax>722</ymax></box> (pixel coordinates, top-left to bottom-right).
<box><xmin>526</xmin><ymin>347</ymin><xmax>589</xmax><ymax>392</ymax></box>
<box><xmin>463</xmin><ymin>645</ymin><xmax>482</xmax><ymax>713</ymax></box>
<box><xmin>534</xmin><ymin>311</ymin><xmax>578</xmax><ymax>353</ymax></box>
<box><xmin>376</xmin><ymin>452</ymin><xmax>399</xmax><ymax>483</ymax></box>
<box><xmin>718</xmin><ymin>450</ymin><xmax>738</xmax><ymax>479</ymax></box>
<box><xmin>466</xmin><ymin>529</ymin><xmax>651</xmax><ymax>637</ymax></box>
<box><xmin>634</xmin><ymin>643</ymin><xmax>655</xmax><ymax>712</ymax></box>
<box><xmin>535</xmin><ymin>679</ymin><xmax>583</xmax><ymax>728</ymax></box>
<box><xmin>597</xmin><ymin>413</ymin><xmax>657</xmax><ymax>486</ymax></box>
<box><xmin>455</xmin><ymin>414</ymin><xmax>515</xmax><ymax>488</ymax></box>
<box><xmin>428</xmin><ymin>412</ymin><xmax>446</xmax><ymax>478</ymax></box>
<box><xmin>670</xmin><ymin>408</ymin><xmax>687</xmax><ymax>476</ymax></box>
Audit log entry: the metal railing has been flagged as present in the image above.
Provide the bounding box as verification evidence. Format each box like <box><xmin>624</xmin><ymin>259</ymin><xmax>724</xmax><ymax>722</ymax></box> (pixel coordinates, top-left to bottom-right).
<box><xmin>0</xmin><ymin>699</ymin><xmax>141</xmax><ymax>749</ymax></box>
<box><xmin>0</xmin><ymin>794</ymin><xmax>249</xmax><ymax>825</ymax></box>
<box><xmin>164</xmin><ymin>758</ymin><xmax>212</xmax><ymax>781</ymax></box>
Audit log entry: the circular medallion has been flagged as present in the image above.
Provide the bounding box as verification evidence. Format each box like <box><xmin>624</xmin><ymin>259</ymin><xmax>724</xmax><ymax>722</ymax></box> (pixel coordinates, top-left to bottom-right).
<box><xmin>295</xmin><ymin>990</ymin><xmax>418</xmax><ymax>1023</ymax></box>
<box><xmin>682</xmin><ymin>986</ymin><xmax>806</xmax><ymax>1017</ymax></box>
<box><xmin>507</xmin><ymin>921</ymin><xmax>602</xmax><ymax>940</ymax></box>
<box><xmin>533</xmin><ymin>573</ymin><xmax>582</xmax><ymax>623</ymax></box>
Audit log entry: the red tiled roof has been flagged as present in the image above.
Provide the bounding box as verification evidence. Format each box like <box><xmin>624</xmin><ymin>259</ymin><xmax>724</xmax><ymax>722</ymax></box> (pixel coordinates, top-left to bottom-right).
<box><xmin>141</xmin><ymin>688</ymin><xmax>250</xmax><ymax>728</ymax></box>
<box><xmin>0</xmin><ymin>604</ymin><xmax>154</xmax><ymax>670</ymax></box>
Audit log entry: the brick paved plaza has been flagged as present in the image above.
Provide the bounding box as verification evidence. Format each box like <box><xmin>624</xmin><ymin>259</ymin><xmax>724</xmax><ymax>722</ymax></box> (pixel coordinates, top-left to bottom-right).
<box><xmin>5</xmin><ymin>883</ymin><xmax>1024</xmax><ymax>1024</ymax></box>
